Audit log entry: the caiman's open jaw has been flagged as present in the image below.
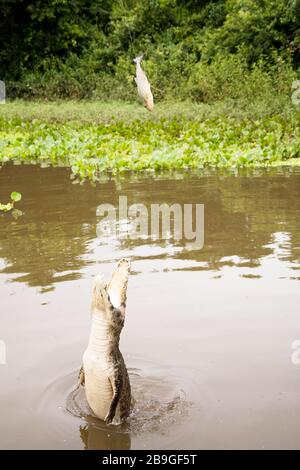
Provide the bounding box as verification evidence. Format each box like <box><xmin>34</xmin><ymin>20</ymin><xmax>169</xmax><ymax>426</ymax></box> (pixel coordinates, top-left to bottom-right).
<box><xmin>108</xmin><ymin>258</ymin><xmax>130</xmax><ymax>310</ymax></box>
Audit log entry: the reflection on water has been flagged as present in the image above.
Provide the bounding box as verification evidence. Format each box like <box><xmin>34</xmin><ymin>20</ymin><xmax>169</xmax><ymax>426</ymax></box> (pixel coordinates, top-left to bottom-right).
<box><xmin>66</xmin><ymin>364</ymin><xmax>189</xmax><ymax>450</ymax></box>
<box><xmin>80</xmin><ymin>424</ymin><xmax>131</xmax><ymax>450</ymax></box>
<box><xmin>0</xmin><ymin>164</ymin><xmax>300</xmax><ymax>450</ymax></box>
<box><xmin>66</xmin><ymin>373</ymin><xmax>132</xmax><ymax>450</ymax></box>
<box><xmin>0</xmin><ymin>165</ymin><xmax>300</xmax><ymax>289</ymax></box>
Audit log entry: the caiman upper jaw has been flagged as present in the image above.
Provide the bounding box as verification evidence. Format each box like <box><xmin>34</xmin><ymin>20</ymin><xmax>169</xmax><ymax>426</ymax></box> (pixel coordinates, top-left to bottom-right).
<box><xmin>108</xmin><ymin>259</ymin><xmax>130</xmax><ymax>309</ymax></box>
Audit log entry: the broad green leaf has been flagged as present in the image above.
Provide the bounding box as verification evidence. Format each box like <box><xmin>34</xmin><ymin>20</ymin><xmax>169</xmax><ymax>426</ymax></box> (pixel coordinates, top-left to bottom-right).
<box><xmin>11</xmin><ymin>191</ymin><xmax>22</xmax><ymax>202</ymax></box>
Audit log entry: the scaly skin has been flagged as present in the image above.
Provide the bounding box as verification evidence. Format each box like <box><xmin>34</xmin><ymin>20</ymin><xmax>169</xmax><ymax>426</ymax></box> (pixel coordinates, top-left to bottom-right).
<box><xmin>80</xmin><ymin>259</ymin><xmax>131</xmax><ymax>424</ymax></box>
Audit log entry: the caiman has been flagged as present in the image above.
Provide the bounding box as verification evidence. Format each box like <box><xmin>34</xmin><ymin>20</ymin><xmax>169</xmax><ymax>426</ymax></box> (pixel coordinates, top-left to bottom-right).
<box><xmin>78</xmin><ymin>259</ymin><xmax>131</xmax><ymax>424</ymax></box>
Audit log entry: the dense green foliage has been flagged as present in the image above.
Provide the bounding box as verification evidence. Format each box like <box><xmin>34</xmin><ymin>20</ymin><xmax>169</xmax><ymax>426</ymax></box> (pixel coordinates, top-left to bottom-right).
<box><xmin>1</xmin><ymin>100</ymin><xmax>299</xmax><ymax>179</ymax></box>
<box><xmin>1</xmin><ymin>1</ymin><xmax>299</xmax><ymax>175</ymax></box>
<box><xmin>1</xmin><ymin>0</ymin><xmax>299</xmax><ymax>100</ymax></box>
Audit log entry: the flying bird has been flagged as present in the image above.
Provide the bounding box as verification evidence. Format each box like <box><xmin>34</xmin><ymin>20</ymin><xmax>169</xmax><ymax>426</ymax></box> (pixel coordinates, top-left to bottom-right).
<box><xmin>133</xmin><ymin>55</ymin><xmax>154</xmax><ymax>112</ymax></box>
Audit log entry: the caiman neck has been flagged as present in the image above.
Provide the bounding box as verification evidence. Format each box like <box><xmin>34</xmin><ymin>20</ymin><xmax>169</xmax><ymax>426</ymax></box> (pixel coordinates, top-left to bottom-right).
<box><xmin>88</xmin><ymin>312</ymin><xmax>121</xmax><ymax>356</ymax></box>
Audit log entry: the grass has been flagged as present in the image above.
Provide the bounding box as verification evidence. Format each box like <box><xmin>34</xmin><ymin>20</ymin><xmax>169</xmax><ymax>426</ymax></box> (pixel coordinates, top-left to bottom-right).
<box><xmin>1</xmin><ymin>95</ymin><xmax>298</xmax><ymax>122</ymax></box>
<box><xmin>0</xmin><ymin>98</ymin><xmax>300</xmax><ymax>180</ymax></box>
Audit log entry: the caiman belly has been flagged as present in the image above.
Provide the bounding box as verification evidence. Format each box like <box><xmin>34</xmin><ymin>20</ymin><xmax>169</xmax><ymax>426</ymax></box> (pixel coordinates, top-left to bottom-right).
<box><xmin>83</xmin><ymin>349</ymin><xmax>113</xmax><ymax>421</ymax></box>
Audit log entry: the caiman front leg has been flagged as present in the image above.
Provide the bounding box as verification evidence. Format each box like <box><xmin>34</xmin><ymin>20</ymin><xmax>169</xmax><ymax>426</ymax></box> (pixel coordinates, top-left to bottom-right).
<box><xmin>72</xmin><ymin>364</ymin><xmax>85</xmax><ymax>393</ymax></box>
<box><xmin>78</xmin><ymin>365</ymin><xmax>85</xmax><ymax>387</ymax></box>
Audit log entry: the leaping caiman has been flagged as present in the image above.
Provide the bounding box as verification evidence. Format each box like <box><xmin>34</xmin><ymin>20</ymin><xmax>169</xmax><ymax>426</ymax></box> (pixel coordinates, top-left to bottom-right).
<box><xmin>77</xmin><ymin>259</ymin><xmax>131</xmax><ymax>424</ymax></box>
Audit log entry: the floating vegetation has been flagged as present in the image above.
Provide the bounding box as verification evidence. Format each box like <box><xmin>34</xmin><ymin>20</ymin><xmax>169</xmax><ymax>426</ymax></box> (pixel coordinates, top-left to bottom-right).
<box><xmin>0</xmin><ymin>191</ymin><xmax>23</xmax><ymax>218</ymax></box>
<box><xmin>0</xmin><ymin>104</ymin><xmax>299</xmax><ymax>181</ymax></box>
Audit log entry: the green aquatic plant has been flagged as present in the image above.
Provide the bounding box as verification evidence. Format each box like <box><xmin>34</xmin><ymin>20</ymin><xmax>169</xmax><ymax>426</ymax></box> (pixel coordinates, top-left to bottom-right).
<box><xmin>0</xmin><ymin>192</ymin><xmax>23</xmax><ymax>218</ymax></box>
<box><xmin>0</xmin><ymin>101</ymin><xmax>299</xmax><ymax>181</ymax></box>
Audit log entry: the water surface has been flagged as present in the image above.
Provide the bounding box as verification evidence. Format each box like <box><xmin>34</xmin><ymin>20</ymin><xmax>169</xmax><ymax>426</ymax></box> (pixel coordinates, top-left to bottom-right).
<box><xmin>0</xmin><ymin>164</ymin><xmax>300</xmax><ymax>449</ymax></box>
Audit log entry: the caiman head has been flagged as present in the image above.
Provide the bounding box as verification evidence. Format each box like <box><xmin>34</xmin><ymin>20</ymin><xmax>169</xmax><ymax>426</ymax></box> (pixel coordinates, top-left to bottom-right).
<box><xmin>91</xmin><ymin>259</ymin><xmax>131</xmax><ymax>333</ymax></box>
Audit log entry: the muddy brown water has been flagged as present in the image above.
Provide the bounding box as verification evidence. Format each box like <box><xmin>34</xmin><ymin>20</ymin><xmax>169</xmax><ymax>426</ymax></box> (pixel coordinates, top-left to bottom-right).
<box><xmin>0</xmin><ymin>164</ymin><xmax>300</xmax><ymax>450</ymax></box>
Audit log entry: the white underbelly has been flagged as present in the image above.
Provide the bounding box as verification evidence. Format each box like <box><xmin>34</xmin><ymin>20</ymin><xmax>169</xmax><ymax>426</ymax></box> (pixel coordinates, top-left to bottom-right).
<box><xmin>83</xmin><ymin>349</ymin><xmax>114</xmax><ymax>421</ymax></box>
